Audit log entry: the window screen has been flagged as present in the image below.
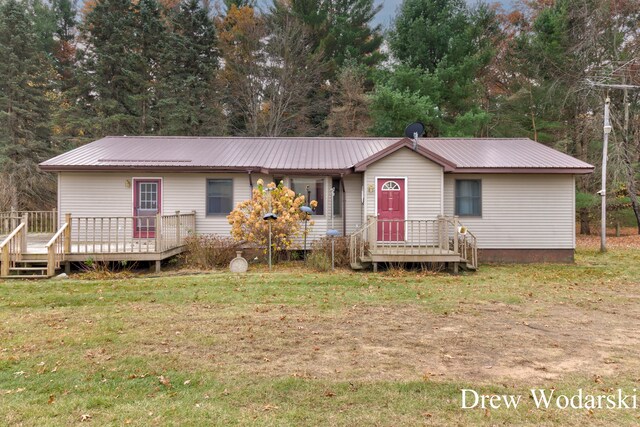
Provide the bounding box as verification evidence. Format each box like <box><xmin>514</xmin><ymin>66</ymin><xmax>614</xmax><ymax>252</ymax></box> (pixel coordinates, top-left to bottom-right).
<box><xmin>207</xmin><ymin>179</ymin><xmax>233</xmax><ymax>215</ymax></box>
<box><xmin>455</xmin><ymin>180</ymin><xmax>481</xmax><ymax>216</ymax></box>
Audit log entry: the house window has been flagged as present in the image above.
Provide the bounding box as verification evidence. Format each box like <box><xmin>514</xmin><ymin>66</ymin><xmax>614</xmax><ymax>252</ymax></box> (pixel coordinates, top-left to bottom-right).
<box><xmin>291</xmin><ymin>178</ymin><xmax>325</xmax><ymax>215</ymax></box>
<box><xmin>455</xmin><ymin>180</ymin><xmax>481</xmax><ymax>217</ymax></box>
<box><xmin>332</xmin><ymin>178</ymin><xmax>341</xmax><ymax>216</ymax></box>
<box><xmin>207</xmin><ymin>179</ymin><xmax>233</xmax><ymax>215</ymax></box>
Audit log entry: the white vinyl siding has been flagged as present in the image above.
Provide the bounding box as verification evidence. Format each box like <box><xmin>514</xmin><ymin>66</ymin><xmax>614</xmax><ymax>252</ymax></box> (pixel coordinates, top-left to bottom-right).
<box><xmin>58</xmin><ymin>172</ymin><xmax>334</xmax><ymax>245</ymax></box>
<box><xmin>59</xmin><ymin>172</ymin><xmax>269</xmax><ymax>237</ymax></box>
<box><xmin>364</xmin><ymin>147</ymin><xmax>443</xmax><ymax>220</ymax></box>
<box><xmin>444</xmin><ymin>174</ymin><xmax>575</xmax><ymax>249</ymax></box>
<box><xmin>342</xmin><ymin>174</ymin><xmax>363</xmax><ymax>234</ymax></box>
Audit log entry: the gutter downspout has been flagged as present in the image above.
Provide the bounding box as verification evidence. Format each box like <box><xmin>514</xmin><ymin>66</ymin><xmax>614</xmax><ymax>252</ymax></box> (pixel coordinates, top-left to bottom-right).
<box><xmin>247</xmin><ymin>170</ymin><xmax>253</xmax><ymax>198</ymax></box>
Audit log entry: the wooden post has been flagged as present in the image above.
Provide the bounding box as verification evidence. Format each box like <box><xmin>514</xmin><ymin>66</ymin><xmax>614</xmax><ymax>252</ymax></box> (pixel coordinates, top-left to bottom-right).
<box><xmin>155</xmin><ymin>260</ymin><xmax>161</xmax><ymax>273</ymax></box>
<box><xmin>1</xmin><ymin>246</ymin><xmax>9</xmax><ymax>277</ymax></box>
<box><xmin>155</xmin><ymin>213</ymin><xmax>162</xmax><ymax>252</ymax></box>
<box><xmin>368</xmin><ymin>215</ymin><xmax>377</xmax><ymax>253</ymax></box>
<box><xmin>52</xmin><ymin>208</ymin><xmax>57</xmax><ymax>231</ymax></box>
<box><xmin>20</xmin><ymin>213</ymin><xmax>28</xmax><ymax>253</ymax></box>
<box><xmin>175</xmin><ymin>210</ymin><xmax>181</xmax><ymax>246</ymax></box>
<box><xmin>453</xmin><ymin>215</ymin><xmax>459</xmax><ymax>255</ymax></box>
<box><xmin>47</xmin><ymin>246</ymin><xmax>55</xmax><ymax>277</ymax></box>
<box><xmin>64</xmin><ymin>213</ymin><xmax>72</xmax><ymax>254</ymax></box>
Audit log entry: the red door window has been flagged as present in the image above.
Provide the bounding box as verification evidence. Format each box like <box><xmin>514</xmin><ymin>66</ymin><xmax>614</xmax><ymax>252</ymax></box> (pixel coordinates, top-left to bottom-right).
<box><xmin>133</xmin><ymin>179</ymin><xmax>161</xmax><ymax>238</ymax></box>
<box><xmin>377</xmin><ymin>179</ymin><xmax>405</xmax><ymax>241</ymax></box>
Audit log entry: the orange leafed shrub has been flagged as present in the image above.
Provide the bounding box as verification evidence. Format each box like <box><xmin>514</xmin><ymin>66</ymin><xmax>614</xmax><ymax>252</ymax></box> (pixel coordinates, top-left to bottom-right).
<box><xmin>227</xmin><ymin>180</ymin><xmax>315</xmax><ymax>253</ymax></box>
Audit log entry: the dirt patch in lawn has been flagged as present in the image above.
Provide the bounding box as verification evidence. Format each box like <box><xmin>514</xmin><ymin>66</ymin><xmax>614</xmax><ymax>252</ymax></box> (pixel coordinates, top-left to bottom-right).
<box><xmin>115</xmin><ymin>296</ymin><xmax>640</xmax><ymax>385</ymax></box>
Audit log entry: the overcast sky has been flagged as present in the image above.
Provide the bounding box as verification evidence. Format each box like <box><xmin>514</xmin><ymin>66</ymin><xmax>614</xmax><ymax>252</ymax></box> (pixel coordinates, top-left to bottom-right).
<box><xmin>373</xmin><ymin>0</ymin><xmax>517</xmax><ymax>28</ymax></box>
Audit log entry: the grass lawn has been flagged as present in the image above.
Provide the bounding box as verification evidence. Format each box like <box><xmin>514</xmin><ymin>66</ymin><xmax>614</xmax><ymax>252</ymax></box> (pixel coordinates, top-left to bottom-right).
<box><xmin>2</xmin><ymin>242</ymin><xmax>640</xmax><ymax>425</ymax></box>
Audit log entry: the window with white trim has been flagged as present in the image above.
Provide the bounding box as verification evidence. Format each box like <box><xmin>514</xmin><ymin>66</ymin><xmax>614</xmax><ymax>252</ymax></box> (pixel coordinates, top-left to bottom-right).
<box><xmin>455</xmin><ymin>180</ymin><xmax>481</xmax><ymax>217</ymax></box>
<box><xmin>381</xmin><ymin>180</ymin><xmax>401</xmax><ymax>191</ymax></box>
<box><xmin>207</xmin><ymin>179</ymin><xmax>233</xmax><ymax>215</ymax></box>
<box><xmin>291</xmin><ymin>178</ymin><xmax>325</xmax><ymax>215</ymax></box>
<box><xmin>332</xmin><ymin>178</ymin><xmax>341</xmax><ymax>216</ymax></box>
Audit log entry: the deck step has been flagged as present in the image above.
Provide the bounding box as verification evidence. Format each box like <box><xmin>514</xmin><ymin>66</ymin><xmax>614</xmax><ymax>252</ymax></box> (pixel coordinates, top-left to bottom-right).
<box><xmin>10</xmin><ymin>267</ymin><xmax>48</xmax><ymax>271</ymax></box>
<box><xmin>1</xmin><ymin>275</ymin><xmax>49</xmax><ymax>279</ymax></box>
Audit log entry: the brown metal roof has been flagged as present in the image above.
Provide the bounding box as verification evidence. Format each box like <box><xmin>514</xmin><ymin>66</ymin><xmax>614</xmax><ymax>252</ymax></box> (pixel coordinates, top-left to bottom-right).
<box><xmin>39</xmin><ymin>136</ymin><xmax>594</xmax><ymax>174</ymax></box>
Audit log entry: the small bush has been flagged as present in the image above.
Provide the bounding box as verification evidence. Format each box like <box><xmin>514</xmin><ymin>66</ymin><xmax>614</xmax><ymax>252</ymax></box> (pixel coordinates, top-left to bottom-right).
<box><xmin>311</xmin><ymin>236</ymin><xmax>350</xmax><ymax>268</ymax></box>
<box><xmin>306</xmin><ymin>250</ymin><xmax>331</xmax><ymax>272</ymax></box>
<box><xmin>184</xmin><ymin>234</ymin><xmax>238</xmax><ymax>269</ymax></box>
<box><xmin>77</xmin><ymin>259</ymin><xmax>136</xmax><ymax>280</ymax></box>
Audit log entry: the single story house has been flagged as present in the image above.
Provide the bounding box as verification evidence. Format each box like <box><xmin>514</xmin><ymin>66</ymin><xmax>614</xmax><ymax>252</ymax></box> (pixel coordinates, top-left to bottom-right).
<box><xmin>33</xmin><ymin>135</ymin><xmax>593</xmax><ymax>273</ymax></box>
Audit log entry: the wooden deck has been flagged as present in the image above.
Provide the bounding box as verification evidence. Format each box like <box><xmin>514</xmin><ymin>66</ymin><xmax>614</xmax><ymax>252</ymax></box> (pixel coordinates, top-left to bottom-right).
<box><xmin>5</xmin><ymin>233</ymin><xmax>185</xmax><ymax>261</ymax></box>
<box><xmin>0</xmin><ymin>211</ymin><xmax>196</xmax><ymax>278</ymax></box>
<box><xmin>349</xmin><ymin>216</ymin><xmax>478</xmax><ymax>272</ymax></box>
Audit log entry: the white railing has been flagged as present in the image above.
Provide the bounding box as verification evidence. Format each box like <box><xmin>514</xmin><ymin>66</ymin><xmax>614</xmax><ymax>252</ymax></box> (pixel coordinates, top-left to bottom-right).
<box><xmin>0</xmin><ymin>222</ymin><xmax>26</xmax><ymax>276</ymax></box>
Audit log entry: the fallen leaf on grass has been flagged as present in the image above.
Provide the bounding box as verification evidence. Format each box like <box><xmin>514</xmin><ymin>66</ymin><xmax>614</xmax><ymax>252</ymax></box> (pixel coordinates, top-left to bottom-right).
<box><xmin>80</xmin><ymin>414</ymin><xmax>92</xmax><ymax>422</ymax></box>
<box><xmin>263</xmin><ymin>404</ymin><xmax>279</xmax><ymax>411</ymax></box>
<box><xmin>48</xmin><ymin>394</ymin><xmax>55</xmax><ymax>404</ymax></box>
<box><xmin>158</xmin><ymin>375</ymin><xmax>171</xmax><ymax>388</ymax></box>
<box><xmin>324</xmin><ymin>390</ymin><xmax>335</xmax><ymax>397</ymax></box>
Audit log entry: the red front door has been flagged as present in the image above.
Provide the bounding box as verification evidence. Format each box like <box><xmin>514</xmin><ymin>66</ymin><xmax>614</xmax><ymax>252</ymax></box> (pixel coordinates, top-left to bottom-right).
<box><xmin>133</xmin><ymin>179</ymin><xmax>161</xmax><ymax>238</ymax></box>
<box><xmin>377</xmin><ymin>178</ymin><xmax>405</xmax><ymax>241</ymax></box>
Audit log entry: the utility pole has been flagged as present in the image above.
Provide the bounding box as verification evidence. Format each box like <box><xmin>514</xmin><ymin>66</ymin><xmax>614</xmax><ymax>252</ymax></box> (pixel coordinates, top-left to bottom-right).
<box><xmin>600</xmin><ymin>97</ymin><xmax>612</xmax><ymax>252</ymax></box>
<box><xmin>586</xmin><ymin>60</ymin><xmax>640</xmax><ymax>252</ymax></box>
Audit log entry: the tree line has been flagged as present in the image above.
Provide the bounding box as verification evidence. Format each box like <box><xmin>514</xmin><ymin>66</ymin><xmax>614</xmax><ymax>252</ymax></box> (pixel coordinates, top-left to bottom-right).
<box><xmin>0</xmin><ymin>0</ymin><xmax>639</xmax><ymax>233</ymax></box>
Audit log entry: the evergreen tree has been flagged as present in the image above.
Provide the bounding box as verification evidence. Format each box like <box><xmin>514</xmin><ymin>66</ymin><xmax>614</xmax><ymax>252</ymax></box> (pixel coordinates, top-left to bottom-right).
<box><xmin>78</xmin><ymin>0</ymin><xmax>167</xmax><ymax>136</ymax></box>
<box><xmin>381</xmin><ymin>0</ymin><xmax>499</xmax><ymax>137</ymax></box>
<box><xmin>159</xmin><ymin>0</ymin><xmax>224</xmax><ymax>135</ymax></box>
<box><xmin>0</xmin><ymin>0</ymin><xmax>55</xmax><ymax>210</ymax></box>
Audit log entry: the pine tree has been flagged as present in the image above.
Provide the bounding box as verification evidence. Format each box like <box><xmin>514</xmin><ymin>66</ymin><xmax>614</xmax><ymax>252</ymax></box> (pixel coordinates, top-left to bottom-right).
<box><xmin>272</xmin><ymin>0</ymin><xmax>384</xmax><ymax>75</ymax></box>
<box><xmin>0</xmin><ymin>0</ymin><xmax>55</xmax><ymax>210</ymax></box>
<box><xmin>78</xmin><ymin>0</ymin><xmax>167</xmax><ymax>136</ymax></box>
<box><xmin>159</xmin><ymin>0</ymin><xmax>224</xmax><ymax>135</ymax></box>
<box><xmin>383</xmin><ymin>0</ymin><xmax>499</xmax><ymax>137</ymax></box>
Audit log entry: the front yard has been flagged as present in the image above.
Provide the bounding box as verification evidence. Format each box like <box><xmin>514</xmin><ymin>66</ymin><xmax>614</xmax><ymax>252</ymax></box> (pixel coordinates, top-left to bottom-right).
<box><xmin>2</xmin><ymin>238</ymin><xmax>640</xmax><ymax>425</ymax></box>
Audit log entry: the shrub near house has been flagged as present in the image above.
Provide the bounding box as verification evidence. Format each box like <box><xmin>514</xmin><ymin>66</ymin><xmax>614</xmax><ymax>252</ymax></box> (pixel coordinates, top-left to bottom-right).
<box><xmin>227</xmin><ymin>180</ymin><xmax>316</xmax><ymax>256</ymax></box>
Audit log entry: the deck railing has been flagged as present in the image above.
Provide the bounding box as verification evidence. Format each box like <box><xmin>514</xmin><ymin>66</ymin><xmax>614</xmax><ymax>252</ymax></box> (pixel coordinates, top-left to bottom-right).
<box><xmin>156</xmin><ymin>211</ymin><xmax>197</xmax><ymax>252</ymax></box>
<box><xmin>0</xmin><ymin>210</ymin><xmax>57</xmax><ymax>234</ymax></box>
<box><xmin>67</xmin><ymin>211</ymin><xmax>196</xmax><ymax>254</ymax></box>
<box><xmin>349</xmin><ymin>215</ymin><xmax>478</xmax><ymax>269</ymax></box>
<box><xmin>0</xmin><ymin>222</ymin><xmax>26</xmax><ymax>276</ymax></box>
<box><xmin>46</xmin><ymin>223</ymin><xmax>69</xmax><ymax>276</ymax></box>
<box><xmin>372</xmin><ymin>218</ymin><xmax>452</xmax><ymax>256</ymax></box>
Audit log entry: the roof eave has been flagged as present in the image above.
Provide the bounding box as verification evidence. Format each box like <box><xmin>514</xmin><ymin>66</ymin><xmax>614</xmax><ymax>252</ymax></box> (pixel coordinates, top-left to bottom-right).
<box><xmin>446</xmin><ymin>167</ymin><xmax>595</xmax><ymax>174</ymax></box>
<box><xmin>39</xmin><ymin>164</ymin><xmax>354</xmax><ymax>176</ymax></box>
